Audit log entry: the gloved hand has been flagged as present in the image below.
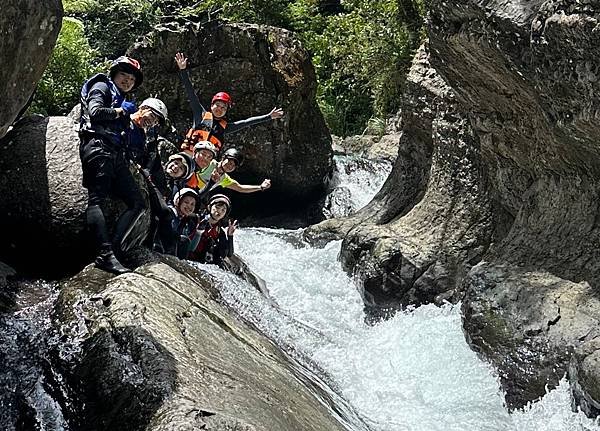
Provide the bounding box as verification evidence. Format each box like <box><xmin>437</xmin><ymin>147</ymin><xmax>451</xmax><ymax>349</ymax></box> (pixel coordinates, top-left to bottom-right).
<box><xmin>120</xmin><ymin>100</ymin><xmax>137</xmax><ymax>115</ymax></box>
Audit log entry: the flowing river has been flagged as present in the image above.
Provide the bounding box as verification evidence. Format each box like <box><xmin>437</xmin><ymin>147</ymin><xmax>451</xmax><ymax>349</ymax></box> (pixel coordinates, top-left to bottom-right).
<box><xmin>207</xmin><ymin>155</ymin><xmax>600</xmax><ymax>431</ymax></box>
<box><xmin>1</xmin><ymin>154</ymin><xmax>599</xmax><ymax>430</ymax></box>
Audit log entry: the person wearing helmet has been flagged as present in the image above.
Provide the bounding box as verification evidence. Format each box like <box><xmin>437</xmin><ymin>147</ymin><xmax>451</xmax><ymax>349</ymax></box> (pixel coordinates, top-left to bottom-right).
<box><xmin>168</xmin><ymin>188</ymin><xmax>201</xmax><ymax>259</ymax></box>
<box><xmin>174</xmin><ymin>52</ymin><xmax>284</xmax><ymax>154</ymax></box>
<box><xmin>188</xmin><ymin>194</ymin><xmax>238</xmax><ymax>266</ymax></box>
<box><xmin>79</xmin><ymin>56</ymin><xmax>169</xmax><ymax>274</ymax></box>
<box><xmin>146</xmin><ymin>149</ymin><xmax>214</xmax><ymax>257</ymax></box>
<box><xmin>79</xmin><ymin>56</ymin><xmax>149</xmax><ymax>275</ymax></box>
<box><xmin>185</xmin><ymin>147</ymin><xmax>271</xmax><ymax>194</ymax></box>
<box><xmin>186</xmin><ymin>140</ymin><xmax>217</xmax><ymax>190</ymax></box>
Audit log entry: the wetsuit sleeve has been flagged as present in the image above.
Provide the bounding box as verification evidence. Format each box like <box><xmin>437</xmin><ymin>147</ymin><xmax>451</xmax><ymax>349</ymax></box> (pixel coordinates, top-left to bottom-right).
<box><xmin>225</xmin><ymin>113</ymin><xmax>271</xmax><ymax>134</ymax></box>
<box><xmin>87</xmin><ymin>82</ymin><xmax>119</xmax><ymax>121</ymax></box>
<box><xmin>178</xmin><ymin>69</ymin><xmax>207</xmax><ymax>128</ymax></box>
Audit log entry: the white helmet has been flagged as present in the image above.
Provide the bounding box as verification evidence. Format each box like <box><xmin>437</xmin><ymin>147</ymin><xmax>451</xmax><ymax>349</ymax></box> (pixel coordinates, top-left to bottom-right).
<box><xmin>173</xmin><ymin>187</ymin><xmax>198</xmax><ymax>207</ymax></box>
<box><xmin>193</xmin><ymin>140</ymin><xmax>217</xmax><ymax>157</ymax></box>
<box><xmin>140</xmin><ymin>98</ymin><xmax>168</xmax><ymax>121</ymax></box>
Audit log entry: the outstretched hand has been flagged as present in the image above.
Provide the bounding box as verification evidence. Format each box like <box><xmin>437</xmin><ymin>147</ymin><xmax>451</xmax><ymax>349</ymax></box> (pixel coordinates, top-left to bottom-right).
<box><xmin>227</xmin><ymin>219</ymin><xmax>239</xmax><ymax>236</ymax></box>
<box><xmin>260</xmin><ymin>179</ymin><xmax>271</xmax><ymax>191</ymax></box>
<box><xmin>269</xmin><ymin>107</ymin><xmax>284</xmax><ymax>119</ymax></box>
<box><xmin>175</xmin><ymin>52</ymin><xmax>188</xmax><ymax>70</ymax></box>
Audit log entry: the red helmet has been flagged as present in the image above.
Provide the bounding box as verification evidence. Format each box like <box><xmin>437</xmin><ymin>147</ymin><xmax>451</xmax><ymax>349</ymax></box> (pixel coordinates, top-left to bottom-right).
<box><xmin>211</xmin><ymin>92</ymin><xmax>232</xmax><ymax>107</ymax></box>
<box><xmin>109</xmin><ymin>56</ymin><xmax>143</xmax><ymax>89</ymax></box>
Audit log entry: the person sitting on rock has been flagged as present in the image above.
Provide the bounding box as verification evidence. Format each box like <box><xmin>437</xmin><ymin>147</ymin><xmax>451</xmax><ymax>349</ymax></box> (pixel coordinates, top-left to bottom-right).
<box><xmin>174</xmin><ymin>52</ymin><xmax>284</xmax><ymax>155</ymax></box>
<box><xmin>168</xmin><ymin>188</ymin><xmax>202</xmax><ymax>259</ymax></box>
<box><xmin>79</xmin><ymin>56</ymin><xmax>168</xmax><ymax>274</ymax></box>
<box><xmin>188</xmin><ymin>194</ymin><xmax>238</xmax><ymax>266</ymax></box>
<box><xmin>188</xmin><ymin>147</ymin><xmax>271</xmax><ymax>194</ymax></box>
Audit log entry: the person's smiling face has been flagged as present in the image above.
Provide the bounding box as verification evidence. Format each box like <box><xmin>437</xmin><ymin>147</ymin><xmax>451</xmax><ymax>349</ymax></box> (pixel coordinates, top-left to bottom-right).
<box><xmin>178</xmin><ymin>195</ymin><xmax>196</xmax><ymax>217</ymax></box>
<box><xmin>211</xmin><ymin>101</ymin><xmax>228</xmax><ymax>118</ymax></box>
<box><xmin>113</xmin><ymin>71</ymin><xmax>136</xmax><ymax>93</ymax></box>
<box><xmin>194</xmin><ymin>149</ymin><xmax>214</xmax><ymax>169</ymax></box>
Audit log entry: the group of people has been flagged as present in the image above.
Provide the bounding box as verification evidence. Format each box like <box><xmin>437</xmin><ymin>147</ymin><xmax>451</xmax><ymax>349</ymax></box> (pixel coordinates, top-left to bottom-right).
<box><xmin>79</xmin><ymin>53</ymin><xmax>284</xmax><ymax>274</ymax></box>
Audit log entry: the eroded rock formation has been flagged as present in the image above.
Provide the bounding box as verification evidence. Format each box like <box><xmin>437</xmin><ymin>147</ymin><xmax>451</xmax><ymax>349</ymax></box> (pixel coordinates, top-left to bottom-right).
<box><xmin>0</xmin><ymin>0</ymin><xmax>62</xmax><ymax>138</ymax></box>
<box><xmin>307</xmin><ymin>44</ymin><xmax>492</xmax><ymax>309</ymax></box>
<box><xmin>307</xmin><ymin>0</ymin><xmax>600</xmax><ymax>415</ymax></box>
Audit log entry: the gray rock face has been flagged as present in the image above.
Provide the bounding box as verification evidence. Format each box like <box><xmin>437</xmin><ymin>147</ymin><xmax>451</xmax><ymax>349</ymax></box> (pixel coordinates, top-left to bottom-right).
<box><xmin>426</xmin><ymin>0</ymin><xmax>600</xmax><ymax>413</ymax></box>
<box><xmin>129</xmin><ymin>22</ymin><xmax>333</xmax><ymax>216</ymax></box>
<box><xmin>52</xmin><ymin>260</ymin><xmax>348</xmax><ymax>431</ymax></box>
<box><xmin>0</xmin><ymin>1</ymin><xmax>62</xmax><ymax>138</ymax></box>
<box><xmin>308</xmin><ymin>0</ymin><xmax>600</xmax><ymax>415</ymax></box>
<box><xmin>333</xmin><ymin>134</ymin><xmax>399</xmax><ymax>162</ymax></box>
<box><xmin>0</xmin><ymin>115</ymin><xmax>151</xmax><ymax>276</ymax></box>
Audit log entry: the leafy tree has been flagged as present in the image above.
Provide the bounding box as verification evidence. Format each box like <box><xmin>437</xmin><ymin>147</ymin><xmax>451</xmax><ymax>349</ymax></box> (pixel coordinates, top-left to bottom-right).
<box><xmin>29</xmin><ymin>17</ymin><xmax>101</xmax><ymax>116</ymax></box>
<box><xmin>35</xmin><ymin>0</ymin><xmax>425</xmax><ymax>134</ymax></box>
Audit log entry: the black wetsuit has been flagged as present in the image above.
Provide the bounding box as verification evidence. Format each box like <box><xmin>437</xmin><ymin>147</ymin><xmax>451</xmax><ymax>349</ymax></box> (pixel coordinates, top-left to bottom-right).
<box><xmin>189</xmin><ymin>215</ymin><xmax>234</xmax><ymax>267</ymax></box>
<box><xmin>79</xmin><ymin>81</ymin><xmax>146</xmax><ymax>256</ymax></box>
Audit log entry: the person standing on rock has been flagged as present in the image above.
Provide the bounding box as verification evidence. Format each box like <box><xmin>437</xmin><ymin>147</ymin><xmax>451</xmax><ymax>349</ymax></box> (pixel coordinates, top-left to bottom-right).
<box><xmin>188</xmin><ymin>194</ymin><xmax>237</xmax><ymax>266</ymax></box>
<box><xmin>79</xmin><ymin>56</ymin><xmax>168</xmax><ymax>274</ymax></box>
<box><xmin>174</xmin><ymin>52</ymin><xmax>284</xmax><ymax>155</ymax></box>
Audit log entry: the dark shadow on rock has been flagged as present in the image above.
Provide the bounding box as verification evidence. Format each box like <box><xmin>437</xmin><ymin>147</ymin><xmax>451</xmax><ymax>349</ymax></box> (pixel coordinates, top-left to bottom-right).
<box><xmin>70</xmin><ymin>326</ymin><xmax>178</xmax><ymax>431</ymax></box>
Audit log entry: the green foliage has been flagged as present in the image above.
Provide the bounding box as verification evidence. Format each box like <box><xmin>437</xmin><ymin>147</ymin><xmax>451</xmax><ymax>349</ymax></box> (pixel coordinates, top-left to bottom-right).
<box><xmin>299</xmin><ymin>0</ymin><xmax>424</xmax><ymax>135</ymax></box>
<box><xmin>35</xmin><ymin>0</ymin><xmax>425</xmax><ymax>133</ymax></box>
<box><xmin>66</xmin><ymin>0</ymin><xmax>161</xmax><ymax>58</ymax></box>
<box><xmin>29</xmin><ymin>17</ymin><xmax>101</xmax><ymax>116</ymax></box>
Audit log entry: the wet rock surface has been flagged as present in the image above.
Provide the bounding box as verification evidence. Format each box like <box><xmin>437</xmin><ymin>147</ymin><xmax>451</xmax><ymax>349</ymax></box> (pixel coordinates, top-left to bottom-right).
<box><xmin>51</xmin><ymin>258</ymin><xmax>347</xmax><ymax>430</ymax></box>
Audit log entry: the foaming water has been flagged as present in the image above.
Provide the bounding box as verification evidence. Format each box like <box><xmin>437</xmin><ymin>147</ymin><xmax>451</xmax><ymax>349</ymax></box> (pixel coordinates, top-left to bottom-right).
<box><xmin>330</xmin><ymin>155</ymin><xmax>392</xmax><ymax>213</ymax></box>
<box><xmin>210</xmin><ymin>228</ymin><xmax>600</xmax><ymax>431</ymax></box>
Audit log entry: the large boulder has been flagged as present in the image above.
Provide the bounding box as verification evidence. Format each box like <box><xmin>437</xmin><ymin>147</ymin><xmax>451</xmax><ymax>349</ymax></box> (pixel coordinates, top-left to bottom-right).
<box><xmin>0</xmin><ymin>115</ymin><xmax>152</xmax><ymax>277</ymax></box>
<box><xmin>0</xmin><ymin>0</ymin><xmax>62</xmax><ymax>138</ymax></box>
<box><xmin>129</xmin><ymin>22</ymin><xmax>333</xmax><ymax>218</ymax></box>
<box><xmin>426</xmin><ymin>0</ymin><xmax>600</xmax><ymax>413</ymax></box>
<box><xmin>51</xmin><ymin>258</ymin><xmax>349</xmax><ymax>430</ymax></box>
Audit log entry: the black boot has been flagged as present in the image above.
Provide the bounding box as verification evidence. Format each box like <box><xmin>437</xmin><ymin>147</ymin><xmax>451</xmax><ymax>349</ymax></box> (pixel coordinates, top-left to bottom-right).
<box><xmin>94</xmin><ymin>244</ymin><xmax>131</xmax><ymax>275</ymax></box>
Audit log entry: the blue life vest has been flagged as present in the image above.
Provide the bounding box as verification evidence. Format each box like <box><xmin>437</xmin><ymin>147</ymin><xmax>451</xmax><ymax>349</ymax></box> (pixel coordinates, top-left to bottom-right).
<box><xmin>79</xmin><ymin>73</ymin><xmax>126</xmax><ymax>144</ymax></box>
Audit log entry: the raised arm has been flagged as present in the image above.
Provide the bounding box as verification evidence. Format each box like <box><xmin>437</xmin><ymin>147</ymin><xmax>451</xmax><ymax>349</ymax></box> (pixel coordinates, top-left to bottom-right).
<box><xmin>175</xmin><ymin>52</ymin><xmax>206</xmax><ymax>128</ymax></box>
<box><xmin>225</xmin><ymin>107</ymin><xmax>284</xmax><ymax>134</ymax></box>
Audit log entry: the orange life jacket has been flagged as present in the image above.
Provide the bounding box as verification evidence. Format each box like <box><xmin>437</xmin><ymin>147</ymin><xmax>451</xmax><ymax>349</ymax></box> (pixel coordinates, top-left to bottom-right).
<box><xmin>180</xmin><ymin>112</ymin><xmax>227</xmax><ymax>154</ymax></box>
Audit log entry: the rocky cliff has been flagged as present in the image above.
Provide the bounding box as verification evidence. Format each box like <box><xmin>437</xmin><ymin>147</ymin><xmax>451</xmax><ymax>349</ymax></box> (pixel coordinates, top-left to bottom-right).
<box><xmin>308</xmin><ymin>0</ymin><xmax>600</xmax><ymax>416</ymax></box>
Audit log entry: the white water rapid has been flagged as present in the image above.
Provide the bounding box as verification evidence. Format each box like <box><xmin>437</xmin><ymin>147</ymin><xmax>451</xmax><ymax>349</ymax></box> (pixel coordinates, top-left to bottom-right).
<box><xmin>204</xmin><ymin>155</ymin><xmax>600</xmax><ymax>431</ymax></box>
